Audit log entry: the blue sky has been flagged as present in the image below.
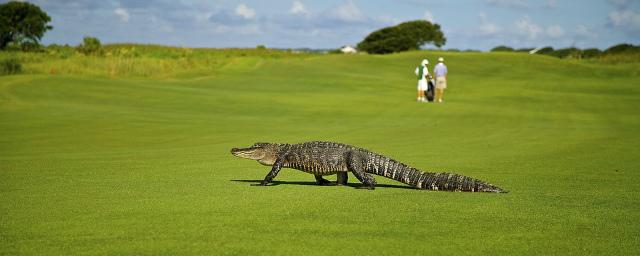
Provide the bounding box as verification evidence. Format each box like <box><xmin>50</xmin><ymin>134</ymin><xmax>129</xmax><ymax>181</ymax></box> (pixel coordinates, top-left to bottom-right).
<box><xmin>12</xmin><ymin>0</ymin><xmax>640</xmax><ymax>50</ymax></box>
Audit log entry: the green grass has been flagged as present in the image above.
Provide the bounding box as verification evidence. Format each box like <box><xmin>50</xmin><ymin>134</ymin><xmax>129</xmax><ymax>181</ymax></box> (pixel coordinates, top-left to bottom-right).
<box><xmin>0</xmin><ymin>45</ymin><xmax>309</xmax><ymax>78</ymax></box>
<box><xmin>1</xmin><ymin>50</ymin><xmax>639</xmax><ymax>255</ymax></box>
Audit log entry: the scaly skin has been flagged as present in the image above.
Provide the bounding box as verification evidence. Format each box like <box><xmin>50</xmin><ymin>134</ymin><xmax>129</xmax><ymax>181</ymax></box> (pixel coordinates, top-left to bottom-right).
<box><xmin>230</xmin><ymin>141</ymin><xmax>507</xmax><ymax>192</ymax></box>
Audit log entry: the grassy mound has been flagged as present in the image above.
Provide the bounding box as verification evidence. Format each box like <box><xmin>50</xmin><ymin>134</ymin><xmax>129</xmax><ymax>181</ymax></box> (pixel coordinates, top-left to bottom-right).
<box><xmin>1</xmin><ymin>49</ymin><xmax>639</xmax><ymax>255</ymax></box>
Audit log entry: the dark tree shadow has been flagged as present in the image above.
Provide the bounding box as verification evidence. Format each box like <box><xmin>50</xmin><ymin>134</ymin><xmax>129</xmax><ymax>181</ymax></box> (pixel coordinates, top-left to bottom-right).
<box><xmin>230</xmin><ymin>179</ymin><xmax>415</xmax><ymax>190</ymax></box>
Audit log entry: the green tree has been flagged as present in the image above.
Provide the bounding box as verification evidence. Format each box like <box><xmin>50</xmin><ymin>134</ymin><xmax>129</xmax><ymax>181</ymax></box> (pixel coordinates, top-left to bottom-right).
<box><xmin>0</xmin><ymin>1</ymin><xmax>52</xmax><ymax>50</ymax></box>
<box><xmin>357</xmin><ymin>20</ymin><xmax>446</xmax><ymax>54</ymax></box>
<box><xmin>76</xmin><ymin>36</ymin><xmax>103</xmax><ymax>56</ymax></box>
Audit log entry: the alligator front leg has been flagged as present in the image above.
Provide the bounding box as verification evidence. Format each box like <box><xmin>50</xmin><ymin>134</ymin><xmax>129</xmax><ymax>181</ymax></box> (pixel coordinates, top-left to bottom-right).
<box><xmin>346</xmin><ymin>151</ymin><xmax>376</xmax><ymax>190</ymax></box>
<box><xmin>336</xmin><ymin>172</ymin><xmax>348</xmax><ymax>186</ymax></box>
<box><xmin>254</xmin><ymin>157</ymin><xmax>284</xmax><ymax>186</ymax></box>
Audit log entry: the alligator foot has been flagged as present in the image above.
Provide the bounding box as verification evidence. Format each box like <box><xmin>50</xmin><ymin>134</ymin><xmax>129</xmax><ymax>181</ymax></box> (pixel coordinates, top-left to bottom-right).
<box><xmin>251</xmin><ymin>180</ymin><xmax>271</xmax><ymax>186</ymax></box>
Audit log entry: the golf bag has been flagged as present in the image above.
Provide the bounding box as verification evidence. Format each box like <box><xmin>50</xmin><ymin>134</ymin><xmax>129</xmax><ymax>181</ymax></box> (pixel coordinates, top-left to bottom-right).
<box><xmin>425</xmin><ymin>77</ymin><xmax>435</xmax><ymax>102</ymax></box>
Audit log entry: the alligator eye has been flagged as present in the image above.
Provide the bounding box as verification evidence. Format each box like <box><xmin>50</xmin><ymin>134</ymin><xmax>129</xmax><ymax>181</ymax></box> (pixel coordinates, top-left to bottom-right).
<box><xmin>252</xmin><ymin>142</ymin><xmax>267</xmax><ymax>148</ymax></box>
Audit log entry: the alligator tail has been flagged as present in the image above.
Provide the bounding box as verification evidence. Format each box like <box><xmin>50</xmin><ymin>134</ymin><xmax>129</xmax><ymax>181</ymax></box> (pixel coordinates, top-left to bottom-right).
<box><xmin>366</xmin><ymin>154</ymin><xmax>507</xmax><ymax>193</ymax></box>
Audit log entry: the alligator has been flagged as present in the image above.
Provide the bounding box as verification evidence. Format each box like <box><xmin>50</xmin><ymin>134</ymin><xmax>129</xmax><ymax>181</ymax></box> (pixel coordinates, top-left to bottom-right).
<box><xmin>230</xmin><ymin>141</ymin><xmax>507</xmax><ymax>192</ymax></box>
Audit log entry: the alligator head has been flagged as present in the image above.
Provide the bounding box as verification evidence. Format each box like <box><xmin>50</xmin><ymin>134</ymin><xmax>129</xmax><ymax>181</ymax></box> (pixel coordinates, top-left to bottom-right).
<box><xmin>230</xmin><ymin>142</ymin><xmax>280</xmax><ymax>166</ymax></box>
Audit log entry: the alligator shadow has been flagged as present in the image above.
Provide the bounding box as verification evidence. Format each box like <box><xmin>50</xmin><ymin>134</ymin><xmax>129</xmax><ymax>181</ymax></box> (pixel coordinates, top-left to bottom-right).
<box><xmin>231</xmin><ymin>179</ymin><xmax>414</xmax><ymax>190</ymax></box>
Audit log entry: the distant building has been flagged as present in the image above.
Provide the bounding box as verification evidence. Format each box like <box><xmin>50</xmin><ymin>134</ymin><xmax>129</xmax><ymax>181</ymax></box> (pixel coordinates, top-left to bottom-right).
<box><xmin>340</xmin><ymin>45</ymin><xmax>357</xmax><ymax>54</ymax></box>
<box><xmin>529</xmin><ymin>47</ymin><xmax>543</xmax><ymax>54</ymax></box>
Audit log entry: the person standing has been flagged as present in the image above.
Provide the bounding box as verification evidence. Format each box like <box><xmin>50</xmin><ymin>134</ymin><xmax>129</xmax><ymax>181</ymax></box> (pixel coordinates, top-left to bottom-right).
<box><xmin>414</xmin><ymin>59</ymin><xmax>430</xmax><ymax>102</ymax></box>
<box><xmin>433</xmin><ymin>57</ymin><xmax>448</xmax><ymax>103</ymax></box>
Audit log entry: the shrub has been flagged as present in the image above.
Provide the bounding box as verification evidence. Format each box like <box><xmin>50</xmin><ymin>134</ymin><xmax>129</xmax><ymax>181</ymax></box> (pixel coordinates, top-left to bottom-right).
<box><xmin>550</xmin><ymin>47</ymin><xmax>582</xmax><ymax>59</ymax></box>
<box><xmin>46</xmin><ymin>44</ymin><xmax>75</xmax><ymax>59</ymax></box>
<box><xmin>0</xmin><ymin>58</ymin><xmax>22</xmax><ymax>75</ymax></box>
<box><xmin>256</xmin><ymin>45</ymin><xmax>266</xmax><ymax>50</ymax></box>
<box><xmin>536</xmin><ymin>47</ymin><xmax>555</xmax><ymax>55</ymax></box>
<box><xmin>603</xmin><ymin>43</ymin><xmax>640</xmax><ymax>55</ymax></box>
<box><xmin>20</xmin><ymin>41</ymin><xmax>43</xmax><ymax>52</ymax></box>
<box><xmin>599</xmin><ymin>44</ymin><xmax>640</xmax><ymax>63</ymax></box>
<box><xmin>490</xmin><ymin>45</ymin><xmax>514</xmax><ymax>52</ymax></box>
<box><xmin>77</xmin><ymin>36</ymin><xmax>103</xmax><ymax>56</ymax></box>
<box><xmin>582</xmin><ymin>48</ymin><xmax>602</xmax><ymax>59</ymax></box>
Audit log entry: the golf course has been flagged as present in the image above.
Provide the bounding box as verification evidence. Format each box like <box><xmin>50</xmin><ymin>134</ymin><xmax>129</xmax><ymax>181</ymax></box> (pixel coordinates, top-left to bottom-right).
<box><xmin>1</xmin><ymin>49</ymin><xmax>639</xmax><ymax>255</ymax></box>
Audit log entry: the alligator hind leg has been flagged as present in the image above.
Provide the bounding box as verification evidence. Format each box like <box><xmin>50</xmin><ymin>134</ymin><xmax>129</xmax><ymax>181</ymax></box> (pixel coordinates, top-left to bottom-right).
<box><xmin>336</xmin><ymin>172</ymin><xmax>348</xmax><ymax>186</ymax></box>
<box><xmin>346</xmin><ymin>151</ymin><xmax>376</xmax><ymax>190</ymax></box>
<box><xmin>314</xmin><ymin>175</ymin><xmax>332</xmax><ymax>186</ymax></box>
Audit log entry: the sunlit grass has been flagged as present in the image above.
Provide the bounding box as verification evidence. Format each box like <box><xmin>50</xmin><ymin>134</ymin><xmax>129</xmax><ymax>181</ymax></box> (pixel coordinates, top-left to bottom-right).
<box><xmin>0</xmin><ymin>44</ymin><xmax>310</xmax><ymax>78</ymax></box>
<box><xmin>1</xmin><ymin>49</ymin><xmax>639</xmax><ymax>255</ymax></box>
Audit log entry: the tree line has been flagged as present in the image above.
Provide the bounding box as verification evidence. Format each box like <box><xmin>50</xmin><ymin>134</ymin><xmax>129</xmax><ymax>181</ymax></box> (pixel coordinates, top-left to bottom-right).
<box><xmin>490</xmin><ymin>44</ymin><xmax>640</xmax><ymax>59</ymax></box>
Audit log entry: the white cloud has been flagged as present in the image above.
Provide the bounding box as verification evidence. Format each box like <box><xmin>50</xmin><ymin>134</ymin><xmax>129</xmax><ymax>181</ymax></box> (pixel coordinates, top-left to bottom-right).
<box><xmin>514</xmin><ymin>15</ymin><xmax>542</xmax><ymax>39</ymax></box>
<box><xmin>274</xmin><ymin>0</ymin><xmax>387</xmax><ymax>32</ymax></box>
<box><xmin>546</xmin><ymin>25</ymin><xmax>564</xmax><ymax>38</ymax></box>
<box><xmin>486</xmin><ymin>0</ymin><xmax>528</xmax><ymax>9</ymax></box>
<box><xmin>424</xmin><ymin>10</ymin><xmax>434</xmax><ymax>23</ymax></box>
<box><xmin>114</xmin><ymin>7</ymin><xmax>130</xmax><ymax>23</ymax></box>
<box><xmin>235</xmin><ymin>4</ymin><xmax>256</xmax><ymax>20</ymax></box>
<box><xmin>326</xmin><ymin>0</ymin><xmax>365</xmax><ymax>23</ymax></box>
<box><xmin>290</xmin><ymin>1</ymin><xmax>309</xmax><ymax>16</ymax></box>
<box><xmin>608</xmin><ymin>10</ymin><xmax>640</xmax><ymax>32</ymax></box>
<box><xmin>477</xmin><ymin>13</ymin><xmax>501</xmax><ymax>36</ymax></box>
<box><xmin>471</xmin><ymin>14</ymin><xmax>580</xmax><ymax>48</ymax></box>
